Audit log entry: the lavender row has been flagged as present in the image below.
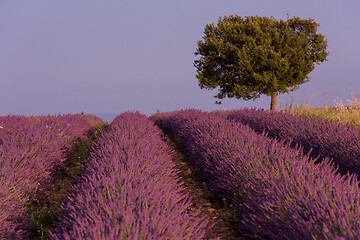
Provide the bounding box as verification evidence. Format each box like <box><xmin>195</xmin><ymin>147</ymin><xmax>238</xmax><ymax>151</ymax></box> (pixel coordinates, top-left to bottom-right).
<box><xmin>152</xmin><ymin>109</ymin><xmax>360</xmax><ymax>239</ymax></box>
<box><xmin>0</xmin><ymin>114</ymin><xmax>102</xmax><ymax>239</ymax></box>
<box><xmin>221</xmin><ymin>108</ymin><xmax>360</xmax><ymax>177</ymax></box>
<box><xmin>32</xmin><ymin>114</ymin><xmax>105</xmax><ymax>148</ymax></box>
<box><xmin>50</xmin><ymin>112</ymin><xmax>210</xmax><ymax>240</ymax></box>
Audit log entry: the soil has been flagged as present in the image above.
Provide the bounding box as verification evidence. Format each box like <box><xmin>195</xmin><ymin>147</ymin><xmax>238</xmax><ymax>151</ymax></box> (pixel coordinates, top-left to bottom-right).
<box><xmin>162</xmin><ymin>135</ymin><xmax>245</xmax><ymax>239</ymax></box>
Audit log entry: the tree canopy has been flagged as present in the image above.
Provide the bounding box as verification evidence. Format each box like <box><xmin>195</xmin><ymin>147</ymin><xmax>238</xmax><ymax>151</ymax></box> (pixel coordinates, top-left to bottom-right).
<box><xmin>194</xmin><ymin>15</ymin><xmax>329</xmax><ymax>110</ymax></box>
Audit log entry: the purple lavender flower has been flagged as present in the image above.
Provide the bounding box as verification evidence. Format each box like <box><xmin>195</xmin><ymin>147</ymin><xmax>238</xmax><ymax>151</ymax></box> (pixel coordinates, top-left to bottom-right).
<box><xmin>0</xmin><ymin>114</ymin><xmax>101</xmax><ymax>239</ymax></box>
<box><xmin>153</xmin><ymin>109</ymin><xmax>360</xmax><ymax>239</ymax></box>
<box><xmin>50</xmin><ymin>112</ymin><xmax>210</xmax><ymax>239</ymax></box>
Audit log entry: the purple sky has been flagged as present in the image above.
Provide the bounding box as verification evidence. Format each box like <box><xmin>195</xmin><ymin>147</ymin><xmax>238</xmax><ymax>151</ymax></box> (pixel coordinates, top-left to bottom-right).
<box><xmin>1</xmin><ymin>0</ymin><xmax>359</xmax><ymax>117</ymax></box>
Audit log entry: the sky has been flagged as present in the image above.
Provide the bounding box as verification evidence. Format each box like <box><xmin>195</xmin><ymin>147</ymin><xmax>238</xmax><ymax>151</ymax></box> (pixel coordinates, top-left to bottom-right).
<box><xmin>1</xmin><ymin>0</ymin><xmax>359</xmax><ymax>118</ymax></box>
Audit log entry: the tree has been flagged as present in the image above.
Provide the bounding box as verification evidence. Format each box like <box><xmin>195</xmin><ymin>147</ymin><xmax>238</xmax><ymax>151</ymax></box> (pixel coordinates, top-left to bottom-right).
<box><xmin>194</xmin><ymin>15</ymin><xmax>329</xmax><ymax>110</ymax></box>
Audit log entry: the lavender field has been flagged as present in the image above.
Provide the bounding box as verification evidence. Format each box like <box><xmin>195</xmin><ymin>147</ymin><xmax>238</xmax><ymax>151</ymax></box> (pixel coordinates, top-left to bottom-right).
<box><xmin>1</xmin><ymin>109</ymin><xmax>360</xmax><ymax>239</ymax></box>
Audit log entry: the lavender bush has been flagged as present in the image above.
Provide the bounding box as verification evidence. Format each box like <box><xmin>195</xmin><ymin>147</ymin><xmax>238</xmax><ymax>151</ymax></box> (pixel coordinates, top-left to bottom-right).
<box><xmin>34</xmin><ymin>114</ymin><xmax>104</xmax><ymax>147</ymax></box>
<box><xmin>0</xmin><ymin>114</ymin><xmax>101</xmax><ymax>239</ymax></box>
<box><xmin>153</xmin><ymin>109</ymin><xmax>360</xmax><ymax>239</ymax></box>
<box><xmin>50</xmin><ymin>112</ymin><xmax>210</xmax><ymax>240</ymax></box>
<box><xmin>223</xmin><ymin>108</ymin><xmax>360</xmax><ymax>177</ymax></box>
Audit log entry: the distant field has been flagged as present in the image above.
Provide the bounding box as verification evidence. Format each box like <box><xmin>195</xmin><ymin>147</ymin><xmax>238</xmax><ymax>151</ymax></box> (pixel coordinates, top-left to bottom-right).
<box><xmin>92</xmin><ymin>113</ymin><xmax>118</xmax><ymax>123</ymax></box>
<box><xmin>280</xmin><ymin>92</ymin><xmax>360</xmax><ymax>125</ymax></box>
<box><xmin>284</xmin><ymin>106</ymin><xmax>360</xmax><ymax>125</ymax></box>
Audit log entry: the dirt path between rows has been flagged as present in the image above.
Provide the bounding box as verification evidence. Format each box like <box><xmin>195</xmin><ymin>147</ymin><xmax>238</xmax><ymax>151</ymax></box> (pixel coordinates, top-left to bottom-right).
<box><xmin>162</xmin><ymin>135</ymin><xmax>245</xmax><ymax>239</ymax></box>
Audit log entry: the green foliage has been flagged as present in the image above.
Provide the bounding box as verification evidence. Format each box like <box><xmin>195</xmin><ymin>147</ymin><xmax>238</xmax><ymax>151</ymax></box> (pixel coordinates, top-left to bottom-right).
<box><xmin>194</xmin><ymin>15</ymin><xmax>329</xmax><ymax>109</ymax></box>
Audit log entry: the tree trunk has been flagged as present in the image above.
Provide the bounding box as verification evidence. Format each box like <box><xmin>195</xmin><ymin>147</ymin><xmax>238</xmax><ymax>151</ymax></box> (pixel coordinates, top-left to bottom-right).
<box><xmin>270</xmin><ymin>92</ymin><xmax>277</xmax><ymax>111</ymax></box>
